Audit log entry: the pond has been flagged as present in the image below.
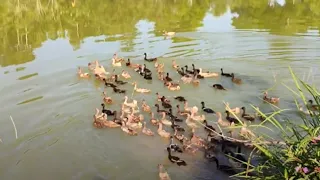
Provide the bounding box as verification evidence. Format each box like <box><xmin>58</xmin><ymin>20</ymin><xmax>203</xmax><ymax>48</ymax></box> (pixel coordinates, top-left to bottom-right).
<box><xmin>0</xmin><ymin>0</ymin><xmax>320</xmax><ymax>179</ymax></box>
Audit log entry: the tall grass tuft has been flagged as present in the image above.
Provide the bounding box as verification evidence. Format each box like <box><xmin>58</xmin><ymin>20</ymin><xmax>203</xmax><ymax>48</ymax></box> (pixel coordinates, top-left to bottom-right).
<box><xmin>234</xmin><ymin>67</ymin><xmax>320</xmax><ymax>179</ymax></box>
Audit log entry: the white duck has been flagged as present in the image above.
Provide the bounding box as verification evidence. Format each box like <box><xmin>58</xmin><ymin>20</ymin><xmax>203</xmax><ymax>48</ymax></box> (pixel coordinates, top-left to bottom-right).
<box><xmin>225</xmin><ymin>102</ymin><xmax>241</xmax><ymax>115</ymax></box>
<box><xmin>185</xmin><ymin>114</ymin><xmax>198</xmax><ymax>129</ymax></box>
<box><xmin>198</xmin><ymin>68</ymin><xmax>219</xmax><ymax>77</ymax></box>
<box><xmin>160</xmin><ymin>112</ymin><xmax>172</xmax><ymax>126</ymax></box>
<box><xmin>157</xmin><ymin>122</ymin><xmax>171</xmax><ymax>138</ymax></box>
<box><xmin>123</xmin><ymin>96</ymin><xmax>138</xmax><ymax>108</ymax></box>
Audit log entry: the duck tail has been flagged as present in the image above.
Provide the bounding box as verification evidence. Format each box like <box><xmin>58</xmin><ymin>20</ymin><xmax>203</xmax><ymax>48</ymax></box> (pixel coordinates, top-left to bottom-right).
<box><xmin>177</xmin><ymin>160</ymin><xmax>187</xmax><ymax>166</ymax></box>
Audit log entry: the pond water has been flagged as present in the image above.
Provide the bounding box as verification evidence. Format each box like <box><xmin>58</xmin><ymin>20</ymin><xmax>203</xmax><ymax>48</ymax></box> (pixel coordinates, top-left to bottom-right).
<box><xmin>0</xmin><ymin>0</ymin><xmax>320</xmax><ymax>180</ymax></box>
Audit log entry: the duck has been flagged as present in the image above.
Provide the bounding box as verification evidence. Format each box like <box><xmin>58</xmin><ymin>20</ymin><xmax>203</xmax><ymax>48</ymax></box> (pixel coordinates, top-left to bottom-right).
<box><xmin>177</xmin><ymin>67</ymin><xmax>186</xmax><ymax>76</ymax></box>
<box><xmin>166</xmin><ymin>82</ymin><xmax>180</xmax><ymax>91</ymax></box>
<box><xmin>157</xmin><ymin>122</ymin><xmax>171</xmax><ymax>138</ymax></box>
<box><xmin>190</xmin><ymin>109</ymin><xmax>206</xmax><ymax>122</ymax></box>
<box><xmin>101</xmin><ymin>104</ymin><xmax>115</xmax><ymax>116</ymax></box>
<box><xmin>144</xmin><ymin>53</ymin><xmax>157</xmax><ymax>62</ymax></box>
<box><xmin>121</xmin><ymin>120</ymin><xmax>138</xmax><ymax>136</ymax></box>
<box><xmin>254</xmin><ymin>107</ymin><xmax>266</xmax><ymax>120</ymax></box>
<box><xmin>172</xmin><ymin>60</ymin><xmax>179</xmax><ymax>69</ymax></box>
<box><xmin>198</xmin><ymin>68</ymin><xmax>219</xmax><ymax>78</ymax></box>
<box><xmin>158</xmin><ymin>164</ymin><xmax>171</xmax><ymax>180</ymax></box>
<box><xmin>123</xmin><ymin>96</ymin><xmax>138</xmax><ymax>108</ymax></box>
<box><xmin>156</xmin><ymin>92</ymin><xmax>163</xmax><ymax>102</ymax></box>
<box><xmin>225</xmin><ymin>111</ymin><xmax>241</xmax><ymax>124</ymax></box>
<box><xmin>164</xmin><ymin>73</ymin><xmax>172</xmax><ymax>82</ymax></box>
<box><xmin>102</xmin><ymin>115</ymin><xmax>121</xmax><ymax>128</ymax></box>
<box><xmin>161</xmin><ymin>97</ymin><xmax>172</xmax><ymax>109</ymax></box>
<box><xmin>163</xmin><ymin>31</ymin><xmax>176</xmax><ymax>36</ymax></box>
<box><xmin>231</xmin><ymin>73</ymin><xmax>242</xmax><ymax>84</ymax></box>
<box><xmin>102</xmin><ymin>91</ymin><xmax>113</xmax><ymax>104</ymax></box>
<box><xmin>225</xmin><ymin>102</ymin><xmax>241</xmax><ymax>115</ymax></box>
<box><xmin>201</xmin><ymin>101</ymin><xmax>215</xmax><ymax>114</ymax></box>
<box><xmin>210</xmin><ymin>156</ymin><xmax>238</xmax><ymax>175</ymax></box>
<box><xmin>176</xmin><ymin>104</ymin><xmax>191</xmax><ymax>116</ymax></box>
<box><xmin>174</xmin><ymin>96</ymin><xmax>186</xmax><ymax>102</ymax></box>
<box><xmin>126</xmin><ymin>58</ymin><xmax>140</xmax><ymax>68</ymax></box>
<box><xmin>241</xmin><ymin>107</ymin><xmax>255</xmax><ymax>121</ymax></box>
<box><xmin>142</xmin><ymin>64</ymin><xmax>152</xmax><ymax>74</ymax></box>
<box><xmin>161</xmin><ymin>112</ymin><xmax>172</xmax><ymax>126</ymax></box>
<box><xmin>89</xmin><ymin>60</ymin><xmax>108</xmax><ymax>75</ymax></box>
<box><xmin>240</xmin><ymin>123</ymin><xmax>256</xmax><ymax>139</ymax></box>
<box><xmin>263</xmin><ymin>91</ymin><xmax>280</xmax><ymax>104</ymax></box>
<box><xmin>191</xmin><ymin>64</ymin><xmax>200</xmax><ymax>74</ymax></box>
<box><xmin>114</xmin><ymin>75</ymin><xmax>127</xmax><ymax>85</ymax></box>
<box><xmin>212</xmin><ymin>84</ymin><xmax>226</xmax><ymax>90</ymax></box>
<box><xmin>168</xmin><ymin>136</ymin><xmax>183</xmax><ymax>153</ymax></box>
<box><xmin>174</xmin><ymin>129</ymin><xmax>187</xmax><ymax>143</ymax></box>
<box><xmin>203</xmin><ymin>120</ymin><xmax>216</xmax><ymax>133</ymax></box>
<box><xmin>126</xmin><ymin>116</ymin><xmax>143</xmax><ymax>129</ymax></box>
<box><xmin>103</xmin><ymin>79</ymin><xmax>117</xmax><ymax>88</ymax></box>
<box><xmin>185</xmin><ymin>114</ymin><xmax>198</xmax><ymax>129</ymax></box>
<box><xmin>112</xmin><ymin>54</ymin><xmax>122</xmax><ymax>67</ymax></box>
<box><xmin>184</xmin><ymin>65</ymin><xmax>194</xmax><ymax>74</ymax></box>
<box><xmin>171</xmin><ymin>120</ymin><xmax>185</xmax><ymax>132</ymax></box>
<box><xmin>150</xmin><ymin>112</ymin><xmax>160</xmax><ymax>126</ymax></box>
<box><xmin>142</xmin><ymin>122</ymin><xmax>154</xmax><ymax>136</ymax></box>
<box><xmin>77</xmin><ymin>67</ymin><xmax>90</xmax><ymax>78</ymax></box>
<box><xmin>166</xmin><ymin>147</ymin><xmax>187</xmax><ymax>166</ymax></box>
<box><xmin>216</xmin><ymin>112</ymin><xmax>232</xmax><ymax>127</ymax></box>
<box><xmin>307</xmin><ymin>100</ymin><xmax>319</xmax><ymax>111</ymax></box>
<box><xmin>221</xmin><ymin>68</ymin><xmax>232</xmax><ymax>77</ymax></box>
<box><xmin>112</xmin><ymin>111</ymin><xmax>122</xmax><ymax>125</ymax></box>
<box><xmin>190</xmin><ymin>128</ymin><xmax>207</xmax><ymax>147</ymax></box>
<box><xmin>141</xmin><ymin>99</ymin><xmax>151</xmax><ymax>113</ymax></box>
<box><xmin>183</xmin><ymin>101</ymin><xmax>193</xmax><ymax>113</ymax></box>
<box><xmin>192</xmin><ymin>72</ymin><xmax>201</xmax><ymax>85</ymax></box>
<box><xmin>182</xmin><ymin>139</ymin><xmax>198</xmax><ymax>154</ymax></box>
<box><xmin>112</xmin><ymin>86</ymin><xmax>126</xmax><ymax>94</ymax></box>
<box><xmin>155</xmin><ymin>104</ymin><xmax>169</xmax><ymax>115</ymax></box>
<box><xmin>143</xmin><ymin>73</ymin><xmax>152</xmax><ymax>80</ymax></box>
<box><xmin>133</xmin><ymin>82</ymin><xmax>151</xmax><ymax>93</ymax></box>
<box><xmin>181</xmin><ymin>75</ymin><xmax>193</xmax><ymax>84</ymax></box>
<box><xmin>121</xmin><ymin>70</ymin><xmax>131</xmax><ymax>79</ymax></box>
<box><xmin>168</xmin><ymin>109</ymin><xmax>183</xmax><ymax>122</ymax></box>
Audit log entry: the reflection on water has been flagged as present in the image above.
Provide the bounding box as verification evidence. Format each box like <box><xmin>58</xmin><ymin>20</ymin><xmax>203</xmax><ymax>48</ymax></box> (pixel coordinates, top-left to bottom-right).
<box><xmin>0</xmin><ymin>0</ymin><xmax>320</xmax><ymax>180</ymax></box>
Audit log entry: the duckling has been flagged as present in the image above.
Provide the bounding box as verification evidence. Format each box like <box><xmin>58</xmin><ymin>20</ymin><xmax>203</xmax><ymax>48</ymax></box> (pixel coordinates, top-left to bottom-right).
<box><xmin>216</xmin><ymin>112</ymin><xmax>232</xmax><ymax>127</ymax></box>
<box><xmin>157</xmin><ymin>122</ymin><xmax>171</xmax><ymax>138</ymax></box>
<box><xmin>184</xmin><ymin>65</ymin><xmax>194</xmax><ymax>74</ymax></box>
<box><xmin>192</xmin><ymin>64</ymin><xmax>200</xmax><ymax>74</ymax></box>
<box><xmin>141</xmin><ymin>99</ymin><xmax>151</xmax><ymax>113</ymax></box>
<box><xmin>198</xmin><ymin>68</ymin><xmax>219</xmax><ymax>78</ymax></box>
<box><xmin>172</xmin><ymin>60</ymin><xmax>179</xmax><ymax>69</ymax></box>
<box><xmin>210</xmin><ymin>156</ymin><xmax>238</xmax><ymax>175</ymax></box>
<box><xmin>174</xmin><ymin>96</ymin><xmax>186</xmax><ymax>102</ymax></box>
<box><xmin>102</xmin><ymin>91</ymin><xmax>113</xmax><ymax>104</ymax></box>
<box><xmin>144</xmin><ymin>53</ymin><xmax>157</xmax><ymax>62</ymax></box>
<box><xmin>225</xmin><ymin>111</ymin><xmax>240</xmax><ymax>124</ymax></box>
<box><xmin>150</xmin><ymin>112</ymin><xmax>160</xmax><ymax>126</ymax></box>
<box><xmin>186</xmin><ymin>114</ymin><xmax>198</xmax><ymax>129</ymax></box>
<box><xmin>176</xmin><ymin>104</ymin><xmax>191</xmax><ymax>116</ymax></box>
<box><xmin>155</xmin><ymin>104</ymin><xmax>169</xmax><ymax>115</ymax></box>
<box><xmin>132</xmin><ymin>82</ymin><xmax>151</xmax><ymax>94</ymax></box>
<box><xmin>121</xmin><ymin>121</ymin><xmax>138</xmax><ymax>136</ymax></box>
<box><xmin>158</xmin><ymin>164</ymin><xmax>171</xmax><ymax>180</ymax></box>
<box><xmin>203</xmin><ymin>120</ymin><xmax>216</xmax><ymax>132</ymax></box>
<box><xmin>166</xmin><ymin>82</ymin><xmax>180</xmax><ymax>91</ymax></box>
<box><xmin>77</xmin><ymin>67</ymin><xmax>90</xmax><ymax>78</ymax></box>
<box><xmin>241</xmin><ymin>107</ymin><xmax>255</xmax><ymax>121</ymax></box>
<box><xmin>201</xmin><ymin>101</ymin><xmax>215</xmax><ymax>114</ymax></box>
<box><xmin>221</xmin><ymin>68</ymin><xmax>232</xmax><ymax>77</ymax></box>
<box><xmin>165</xmin><ymin>73</ymin><xmax>172</xmax><ymax>82</ymax></box>
<box><xmin>112</xmin><ymin>86</ymin><xmax>126</xmax><ymax>94</ymax></box>
<box><xmin>121</xmin><ymin>70</ymin><xmax>131</xmax><ymax>79</ymax></box>
<box><xmin>163</xmin><ymin>31</ymin><xmax>176</xmax><ymax>36</ymax></box>
<box><xmin>166</xmin><ymin>147</ymin><xmax>187</xmax><ymax>166</ymax></box>
<box><xmin>144</xmin><ymin>73</ymin><xmax>152</xmax><ymax>80</ymax></box>
<box><xmin>307</xmin><ymin>100</ymin><xmax>319</xmax><ymax>111</ymax></box>
<box><xmin>225</xmin><ymin>102</ymin><xmax>241</xmax><ymax>114</ymax></box>
<box><xmin>101</xmin><ymin>104</ymin><xmax>115</xmax><ymax>116</ymax></box>
<box><xmin>171</xmin><ymin>120</ymin><xmax>185</xmax><ymax>132</ymax></box>
<box><xmin>114</xmin><ymin>75</ymin><xmax>127</xmax><ymax>85</ymax></box>
<box><xmin>231</xmin><ymin>73</ymin><xmax>242</xmax><ymax>84</ymax></box>
<box><xmin>142</xmin><ymin>122</ymin><xmax>154</xmax><ymax>136</ymax></box>
<box><xmin>103</xmin><ymin>79</ymin><xmax>117</xmax><ymax>88</ymax></box>
<box><xmin>191</xmin><ymin>128</ymin><xmax>207</xmax><ymax>147</ymax></box>
<box><xmin>168</xmin><ymin>136</ymin><xmax>183</xmax><ymax>153</ymax></box>
<box><xmin>263</xmin><ymin>91</ymin><xmax>280</xmax><ymax>104</ymax></box>
<box><xmin>212</xmin><ymin>84</ymin><xmax>226</xmax><ymax>90</ymax></box>
<box><xmin>161</xmin><ymin>112</ymin><xmax>172</xmax><ymax>126</ymax></box>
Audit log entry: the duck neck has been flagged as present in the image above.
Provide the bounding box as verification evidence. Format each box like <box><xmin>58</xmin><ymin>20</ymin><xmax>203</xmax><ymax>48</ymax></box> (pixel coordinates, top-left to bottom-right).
<box><xmin>156</xmin><ymin>105</ymin><xmax>160</xmax><ymax>112</ymax></box>
<box><xmin>242</xmin><ymin>108</ymin><xmax>246</xmax><ymax>116</ymax></box>
<box><xmin>144</xmin><ymin>54</ymin><xmax>147</xmax><ymax>60</ymax></box>
<box><xmin>201</xmin><ymin>103</ymin><xmax>205</xmax><ymax>109</ymax></box>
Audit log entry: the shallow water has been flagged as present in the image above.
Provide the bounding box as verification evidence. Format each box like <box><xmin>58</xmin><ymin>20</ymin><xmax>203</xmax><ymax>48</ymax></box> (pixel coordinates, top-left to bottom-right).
<box><xmin>1</xmin><ymin>0</ymin><xmax>320</xmax><ymax>180</ymax></box>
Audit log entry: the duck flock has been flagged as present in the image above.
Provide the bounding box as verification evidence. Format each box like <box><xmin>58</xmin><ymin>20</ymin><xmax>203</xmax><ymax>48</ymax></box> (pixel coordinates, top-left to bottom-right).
<box><xmin>77</xmin><ymin>53</ymin><xmax>318</xmax><ymax>179</ymax></box>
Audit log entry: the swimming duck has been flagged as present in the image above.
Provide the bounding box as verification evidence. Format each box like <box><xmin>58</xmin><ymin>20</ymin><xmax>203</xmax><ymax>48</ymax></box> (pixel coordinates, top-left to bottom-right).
<box><xmin>126</xmin><ymin>116</ymin><xmax>143</xmax><ymax>129</ymax></box>
<box><xmin>112</xmin><ymin>86</ymin><xmax>126</xmax><ymax>94</ymax></box>
<box><xmin>150</xmin><ymin>112</ymin><xmax>160</xmax><ymax>126</ymax></box>
<box><xmin>198</xmin><ymin>68</ymin><xmax>219</xmax><ymax>78</ymax></box>
<box><xmin>241</xmin><ymin>107</ymin><xmax>255</xmax><ymax>121</ymax></box>
<box><xmin>123</xmin><ymin>96</ymin><xmax>138</xmax><ymax>108</ymax></box>
<box><xmin>77</xmin><ymin>67</ymin><xmax>90</xmax><ymax>78</ymax></box>
<box><xmin>161</xmin><ymin>112</ymin><xmax>172</xmax><ymax>126</ymax></box>
<box><xmin>141</xmin><ymin>99</ymin><xmax>151</xmax><ymax>113</ymax></box>
<box><xmin>184</xmin><ymin>65</ymin><xmax>194</xmax><ymax>74</ymax></box>
<box><xmin>192</xmin><ymin>64</ymin><xmax>200</xmax><ymax>74</ymax></box>
<box><xmin>126</xmin><ymin>58</ymin><xmax>140</xmax><ymax>69</ymax></box>
<box><xmin>103</xmin><ymin>79</ymin><xmax>117</xmax><ymax>88</ymax></box>
<box><xmin>121</xmin><ymin>120</ymin><xmax>138</xmax><ymax>136</ymax></box>
<box><xmin>225</xmin><ymin>111</ymin><xmax>240</xmax><ymax>124</ymax></box>
<box><xmin>166</xmin><ymin>147</ymin><xmax>187</xmax><ymax>166</ymax></box>
<box><xmin>156</xmin><ymin>92</ymin><xmax>163</xmax><ymax>102</ymax></box>
<box><xmin>183</xmin><ymin>101</ymin><xmax>193</xmax><ymax>113</ymax></box>
<box><xmin>168</xmin><ymin>136</ymin><xmax>183</xmax><ymax>153</ymax></box>
<box><xmin>143</xmin><ymin>73</ymin><xmax>152</xmax><ymax>80</ymax></box>
<box><xmin>181</xmin><ymin>74</ymin><xmax>193</xmax><ymax>84</ymax></box>
<box><xmin>254</xmin><ymin>107</ymin><xmax>266</xmax><ymax>120</ymax></box>
<box><xmin>171</xmin><ymin>120</ymin><xmax>185</xmax><ymax>132</ymax></box>
<box><xmin>102</xmin><ymin>91</ymin><xmax>113</xmax><ymax>104</ymax></box>
<box><xmin>201</xmin><ymin>102</ymin><xmax>215</xmax><ymax>114</ymax></box>
<box><xmin>121</xmin><ymin>70</ymin><xmax>131</xmax><ymax>79</ymax></box>
<box><xmin>166</xmin><ymin>82</ymin><xmax>180</xmax><ymax>91</ymax></box>
<box><xmin>182</xmin><ymin>139</ymin><xmax>198</xmax><ymax>154</ymax></box>
<box><xmin>114</xmin><ymin>75</ymin><xmax>127</xmax><ymax>85</ymax></box>
<box><xmin>89</xmin><ymin>60</ymin><xmax>108</xmax><ymax>75</ymax></box>
<box><xmin>155</xmin><ymin>104</ymin><xmax>169</xmax><ymax>115</ymax></box>
<box><xmin>112</xmin><ymin>111</ymin><xmax>122</xmax><ymax>125</ymax></box>
<box><xmin>163</xmin><ymin>31</ymin><xmax>176</xmax><ymax>36</ymax></box>
<box><xmin>142</xmin><ymin>122</ymin><xmax>154</xmax><ymax>136</ymax></box>
<box><xmin>225</xmin><ymin>102</ymin><xmax>241</xmax><ymax>115</ymax></box>
<box><xmin>168</xmin><ymin>109</ymin><xmax>183</xmax><ymax>122</ymax></box>
<box><xmin>165</xmin><ymin>73</ymin><xmax>172</xmax><ymax>82</ymax></box>
<box><xmin>221</xmin><ymin>68</ymin><xmax>232</xmax><ymax>77</ymax></box>
<box><xmin>307</xmin><ymin>100</ymin><xmax>319</xmax><ymax>111</ymax></box>
<box><xmin>144</xmin><ymin>53</ymin><xmax>157</xmax><ymax>62</ymax></box>
<box><xmin>186</xmin><ymin>114</ymin><xmax>198</xmax><ymax>129</ymax></box>
<box><xmin>158</xmin><ymin>164</ymin><xmax>171</xmax><ymax>180</ymax></box>
<box><xmin>174</xmin><ymin>129</ymin><xmax>187</xmax><ymax>143</ymax></box>
<box><xmin>172</xmin><ymin>60</ymin><xmax>179</xmax><ymax>69</ymax></box>
<box><xmin>212</xmin><ymin>84</ymin><xmax>226</xmax><ymax>90</ymax></box>
<box><xmin>176</xmin><ymin>105</ymin><xmax>191</xmax><ymax>116</ymax></box>
<box><xmin>263</xmin><ymin>92</ymin><xmax>280</xmax><ymax>104</ymax></box>
<box><xmin>191</xmin><ymin>128</ymin><xmax>207</xmax><ymax>147</ymax></box>
<box><xmin>240</xmin><ymin>123</ymin><xmax>256</xmax><ymax>139</ymax></box>
<box><xmin>161</xmin><ymin>97</ymin><xmax>172</xmax><ymax>109</ymax></box>
<box><xmin>231</xmin><ymin>73</ymin><xmax>242</xmax><ymax>84</ymax></box>
<box><xmin>190</xmin><ymin>109</ymin><xmax>206</xmax><ymax>122</ymax></box>
<box><xmin>133</xmin><ymin>82</ymin><xmax>151</xmax><ymax>93</ymax></box>
<box><xmin>101</xmin><ymin>104</ymin><xmax>115</xmax><ymax>116</ymax></box>
<box><xmin>192</xmin><ymin>72</ymin><xmax>201</xmax><ymax>86</ymax></box>
<box><xmin>216</xmin><ymin>112</ymin><xmax>232</xmax><ymax>127</ymax></box>
<box><xmin>174</xmin><ymin>96</ymin><xmax>186</xmax><ymax>102</ymax></box>
<box><xmin>177</xmin><ymin>67</ymin><xmax>186</xmax><ymax>76</ymax></box>
<box><xmin>102</xmin><ymin>114</ymin><xmax>121</xmax><ymax>128</ymax></box>
<box><xmin>157</xmin><ymin>122</ymin><xmax>171</xmax><ymax>138</ymax></box>
<box><xmin>112</xmin><ymin>54</ymin><xmax>123</xmax><ymax>67</ymax></box>
<box><xmin>203</xmin><ymin>120</ymin><xmax>216</xmax><ymax>133</ymax></box>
